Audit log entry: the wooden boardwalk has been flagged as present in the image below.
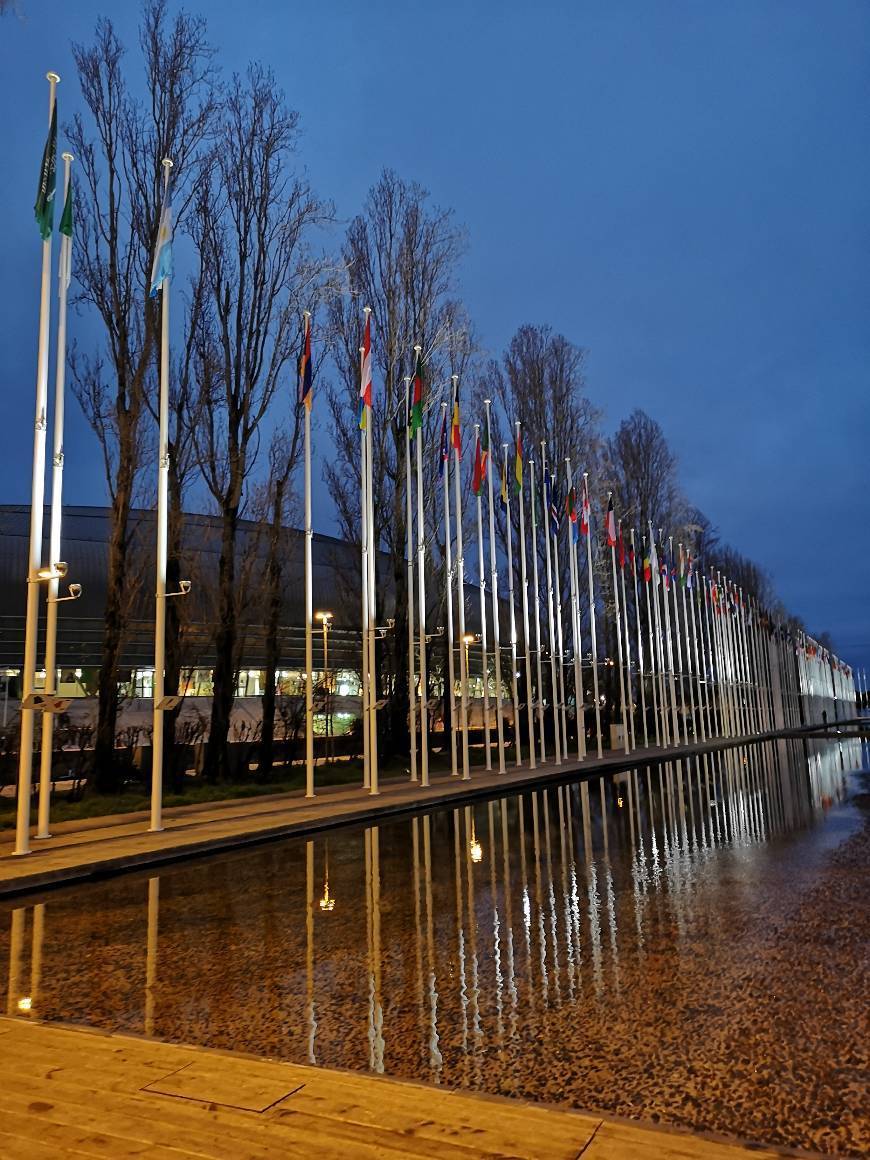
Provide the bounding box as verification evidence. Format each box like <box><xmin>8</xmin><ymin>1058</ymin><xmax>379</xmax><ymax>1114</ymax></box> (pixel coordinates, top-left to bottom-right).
<box><xmin>0</xmin><ymin>1017</ymin><xmax>800</xmax><ymax>1159</ymax></box>
<box><xmin>0</xmin><ymin>723</ymin><xmax>853</xmax><ymax>898</ymax></box>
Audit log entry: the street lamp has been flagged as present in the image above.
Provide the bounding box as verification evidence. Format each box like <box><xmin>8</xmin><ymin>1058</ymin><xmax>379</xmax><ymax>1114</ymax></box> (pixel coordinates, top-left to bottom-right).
<box><xmin>35</xmin><ymin>561</ymin><xmax>67</xmax><ymax>582</ymax></box>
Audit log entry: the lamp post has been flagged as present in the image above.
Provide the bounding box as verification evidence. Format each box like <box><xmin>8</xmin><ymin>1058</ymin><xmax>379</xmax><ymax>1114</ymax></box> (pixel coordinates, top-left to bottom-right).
<box><xmin>316</xmin><ymin>611</ymin><xmax>333</xmax><ymax>762</ymax></box>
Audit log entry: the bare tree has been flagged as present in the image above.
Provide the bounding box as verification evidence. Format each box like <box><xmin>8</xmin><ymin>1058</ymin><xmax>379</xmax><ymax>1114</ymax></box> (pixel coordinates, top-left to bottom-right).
<box><xmin>605</xmin><ymin>409</ymin><xmax>684</xmax><ymax>534</ymax></box>
<box><xmin>192</xmin><ymin>64</ymin><xmax>329</xmax><ymax>781</ymax></box>
<box><xmin>69</xmin><ymin>1</ymin><xmax>215</xmax><ymax>790</ymax></box>
<box><xmin>326</xmin><ymin>170</ymin><xmax>467</xmax><ymax>757</ymax></box>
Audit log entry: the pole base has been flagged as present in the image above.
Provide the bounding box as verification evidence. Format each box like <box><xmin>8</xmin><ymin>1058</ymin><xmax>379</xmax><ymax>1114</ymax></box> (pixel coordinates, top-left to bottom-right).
<box><xmin>10</xmin><ymin>849</ymin><xmax>31</xmax><ymax>858</ymax></box>
<box><xmin>33</xmin><ymin>833</ymin><xmax>52</xmax><ymax>841</ymax></box>
<box><xmin>148</xmin><ymin>826</ymin><xmax>164</xmax><ymax>834</ymax></box>
<box><xmin>305</xmin><ymin>792</ymin><xmax>315</xmax><ymax>800</ymax></box>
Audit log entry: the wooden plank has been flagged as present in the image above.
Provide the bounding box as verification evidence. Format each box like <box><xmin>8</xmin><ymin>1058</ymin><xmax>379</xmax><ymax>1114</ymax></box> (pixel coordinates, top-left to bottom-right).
<box><xmin>585</xmin><ymin>1120</ymin><xmax>786</xmax><ymax>1160</ymax></box>
<box><xmin>0</xmin><ymin>1106</ymin><xmax>200</xmax><ymax>1159</ymax></box>
<box><xmin>142</xmin><ymin>1056</ymin><xmax>302</xmax><ymax>1112</ymax></box>
<box><xmin>0</xmin><ymin>1128</ymin><xmax>97</xmax><ymax>1160</ymax></box>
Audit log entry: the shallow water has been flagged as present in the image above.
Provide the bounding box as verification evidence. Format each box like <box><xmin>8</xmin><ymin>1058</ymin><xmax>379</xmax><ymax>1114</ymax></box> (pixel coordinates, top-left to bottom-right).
<box><xmin>2</xmin><ymin>734</ymin><xmax>868</xmax><ymax>1155</ymax></box>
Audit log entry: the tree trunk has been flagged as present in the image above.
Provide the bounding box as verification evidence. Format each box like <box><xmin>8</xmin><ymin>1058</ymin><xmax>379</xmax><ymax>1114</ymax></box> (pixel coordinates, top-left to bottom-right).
<box><xmin>93</xmin><ymin>456</ymin><xmax>135</xmax><ymax>793</ymax></box>
<box><xmin>258</xmin><ymin>480</ymin><xmax>285</xmax><ymax>780</ymax></box>
<box><xmin>204</xmin><ymin>505</ymin><xmax>238</xmax><ymax>782</ymax></box>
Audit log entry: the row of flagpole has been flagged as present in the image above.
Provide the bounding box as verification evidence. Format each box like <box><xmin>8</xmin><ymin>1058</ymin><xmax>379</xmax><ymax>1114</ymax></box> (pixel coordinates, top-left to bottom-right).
<box><xmin>14</xmin><ymin>72</ymin><xmax>861</xmax><ymax>851</ymax></box>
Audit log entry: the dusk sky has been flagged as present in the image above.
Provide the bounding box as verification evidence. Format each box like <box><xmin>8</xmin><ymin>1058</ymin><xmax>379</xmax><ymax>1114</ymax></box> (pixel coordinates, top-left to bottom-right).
<box><xmin>1</xmin><ymin>1</ymin><xmax>868</xmax><ymax>671</ymax></box>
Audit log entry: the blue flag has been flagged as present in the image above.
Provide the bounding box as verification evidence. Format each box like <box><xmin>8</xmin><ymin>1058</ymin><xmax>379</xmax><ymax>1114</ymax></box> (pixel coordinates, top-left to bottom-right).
<box><xmin>149</xmin><ymin>188</ymin><xmax>173</xmax><ymax>297</ymax></box>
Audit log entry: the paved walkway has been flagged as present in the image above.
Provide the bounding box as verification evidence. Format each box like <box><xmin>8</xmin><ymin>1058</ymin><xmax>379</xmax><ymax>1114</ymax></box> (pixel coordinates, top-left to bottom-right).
<box><xmin>0</xmin><ymin>723</ymin><xmax>859</xmax><ymax>898</ymax></box>
<box><xmin>0</xmin><ymin>1017</ymin><xmax>804</xmax><ymax>1159</ymax></box>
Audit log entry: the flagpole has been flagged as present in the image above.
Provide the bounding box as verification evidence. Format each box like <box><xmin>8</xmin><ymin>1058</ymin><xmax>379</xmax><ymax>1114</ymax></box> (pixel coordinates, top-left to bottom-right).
<box><xmin>360</xmin><ymin>399</ymin><xmax>370</xmax><ymax>789</ymax></box>
<box><xmin>474</xmin><ymin>424</ymin><xmax>492</xmax><ymax>771</ymax></box>
<box><xmin>403</xmin><ymin>376</ymin><xmax>418</xmax><ymax>783</ymax></box>
<box><xmin>564</xmin><ymin>459</ymin><xmax>584</xmax><ymax>761</ymax></box>
<box><xmin>541</xmin><ymin>448</ymin><xmax>561</xmax><ymax>766</ymax></box>
<box><xmin>414</xmin><ymin>351</ymin><xmax>429</xmax><ymax>788</ymax></box>
<box><xmin>503</xmin><ymin>443</ymin><xmax>522</xmax><ymax>767</ymax></box>
<box><xmin>149</xmin><ymin>157</ymin><xmax>173</xmax><ymax>833</ymax></box>
<box><xmin>700</xmin><ymin>576</ymin><xmax>717</xmax><ymax>739</ymax></box>
<box><xmin>549</xmin><ymin>473</ymin><xmax>569</xmax><ymax>758</ymax></box>
<box><xmin>648</xmin><ymin>535</ymin><xmax>668</xmax><ymax>747</ymax></box>
<box><xmin>365</xmin><ymin>333</ymin><xmax>379</xmax><ymax>795</ymax></box>
<box><xmin>583</xmin><ymin>474</ymin><xmax>603</xmax><ymax>759</ymax></box>
<box><xmin>516</xmin><ymin>423</ymin><xmax>535</xmax><ymax>770</ymax></box>
<box><xmin>442</xmin><ymin>403</ymin><xmax>458</xmax><ymax>777</ymax></box>
<box><xmin>668</xmin><ymin>537</ymin><xmax>688</xmax><ymax>745</ymax></box>
<box><xmin>37</xmin><ymin>149</ymin><xmax>74</xmax><ymax>840</ymax></box>
<box><xmin>678</xmin><ymin>545</ymin><xmax>698</xmax><ymax>741</ymax></box>
<box><xmin>630</xmin><ymin>529</ymin><xmax>649</xmax><ymax>749</ymax></box>
<box><xmin>454</xmin><ymin>378</ymin><xmax>471</xmax><ymax>781</ymax></box>
<box><xmin>663</xmin><ymin>531</ymin><xmax>686</xmax><ymax>742</ymax></box>
<box><xmin>608</xmin><ymin>497</ymin><xmax>629</xmax><ymax>755</ymax></box>
<box><xmin>618</xmin><ymin>520</ymin><xmax>635</xmax><ymax>751</ymax></box>
<box><xmin>484</xmin><ymin>401</ymin><xmax>505</xmax><ymax>773</ymax></box>
<box><xmin>15</xmin><ymin>71</ymin><xmax>60</xmax><ymax>858</ymax></box>
<box><xmin>528</xmin><ymin>458</ymin><xmax>546</xmax><ymax>765</ymax></box>
<box><xmin>300</xmin><ymin>310</ymin><xmax>316</xmax><ymax>798</ymax></box>
<box><xmin>642</xmin><ymin>534</ymin><xmax>661</xmax><ymax>747</ymax></box>
<box><xmin>687</xmin><ymin>565</ymin><xmax>707</xmax><ymax>742</ymax></box>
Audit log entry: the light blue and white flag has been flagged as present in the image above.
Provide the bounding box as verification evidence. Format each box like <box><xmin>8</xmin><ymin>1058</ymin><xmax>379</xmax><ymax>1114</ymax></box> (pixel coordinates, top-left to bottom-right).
<box><xmin>149</xmin><ymin>188</ymin><xmax>173</xmax><ymax>297</ymax></box>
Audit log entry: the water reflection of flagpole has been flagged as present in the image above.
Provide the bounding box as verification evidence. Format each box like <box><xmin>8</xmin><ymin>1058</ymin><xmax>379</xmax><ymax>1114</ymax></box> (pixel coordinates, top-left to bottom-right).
<box><xmin>530</xmin><ymin>793</ymin><xmax>548</xmax><ymax>1007</ymax></box>
<box><xmin>145</xmin><ymin>876</ymin><xmax>159</xmax><ymax>1038</ymax></box>
<box><xmin>305</xmin><ymin>840</ymin><xmax>316</xmax><ymax>1063</ymax></box>
<box><xmin>500</xmin><ymin>800</ymin><xmax>519</xmax><ymax>1038</ymax></box>
<box><xmin>487</xmin><ymin>802</ymin><xmax>505</xmax><ymax>1048</ymax></box>
<box><xmin>464</xmin><ymin>806</ymin><xmax>482</xmax><ymax>1081</ymax></box>
<box><xmin>6</xmin><ymin>908</ymin><xmax>25</xmax><ymax>1016</ymax></box>
<box><xmin>541</xmin><ymin>792</ymin><xmax>562</xmax><ymax>1006</ymax></box>
<box><xmin>422</xmin><ymin>815</ymin><xmax>442</xmax><ymax>1079</ymax></box>
<box><xmin>30</xmin><ymin>903</ymin><xmax>45</xmax><ymax>1017</ymax></box>
<box><xmin>412</xmin><ymin>818</ymin><xmax>425</xmax><ymax>1057</ymax></box>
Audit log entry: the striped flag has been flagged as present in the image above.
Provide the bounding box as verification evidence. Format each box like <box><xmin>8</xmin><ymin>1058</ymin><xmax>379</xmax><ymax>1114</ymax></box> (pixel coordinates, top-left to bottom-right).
<box><xmin>547</xmin><ymin>474</ymin><xmax>560</xmax><ymax>536</ymax></box>
<box><xmin>149</xmin><ymin>183</ymin><xmax>173</xmax><ymax>298</ymax></box>
<box><xmin>513</xmin><ymin>428</ymin><xmax>523</xmax><ymax>494</ymax></box>
<box><xmin>410</xmin><ymin>350</ymin><xmax>424</xmax><ymax>437</ymax></box>
<box><xmin>297</xmin><ymin>313</ymin><xmax>312</xmax><ymax>409</ymax></box>
<box><xmin>605</xmin><ymin>496</ymin><xmax>616</xmax><ymax>548</ymax></box>
<box><xmin>438</xmin><ymin>411</ymin><xmax>448</xmax><ymax>478</ymax></box>
<box><xmin>500</xmin><ymin>457</ymin><xmax>508</xmax><ymax>506</ymax></box>
<box><xmin>566</xmin><ymin>485</ymin><xmax>578</xmax><ymax>541</ymax></box>
<box><xmin>643</xmin><ymin>543</ymin><xmax>652</xmax><ymax>583</ymax></box>
<box><xmin>451</xmin><ymin>380</ymin><xmax>461</xmax><ymax>456</ymax></box>
<box><xmin>580</xmin><ymin>478</ymin><xmax>590</xmax><ymax>536</ymax></box>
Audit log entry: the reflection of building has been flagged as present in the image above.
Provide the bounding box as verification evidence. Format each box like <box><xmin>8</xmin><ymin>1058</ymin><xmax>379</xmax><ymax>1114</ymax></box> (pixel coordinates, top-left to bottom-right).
<box><xmin>0</xmin><ymin>505</ymin><xmax>501</xmax><ymax>706</ymax></box>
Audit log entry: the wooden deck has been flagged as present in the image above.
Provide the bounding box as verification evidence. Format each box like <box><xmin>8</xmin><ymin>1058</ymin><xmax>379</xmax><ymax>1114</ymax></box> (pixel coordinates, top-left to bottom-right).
<box><xmin>0</xmin><ymin>1017</ymin><xmax>800</xmax><ymax>1159</ymax></box>
<box><xmin>0</xmin><ymin>723</ymin><xmax>844</xmax><ymax>899</ymax></box>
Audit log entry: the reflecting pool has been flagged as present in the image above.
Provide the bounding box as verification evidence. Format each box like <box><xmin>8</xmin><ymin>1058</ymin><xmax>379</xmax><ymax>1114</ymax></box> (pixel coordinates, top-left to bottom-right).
<box><xmin>2</xmin><ymin>735</ymin><xmax>868</xmax><ymax>1156</ymax></box>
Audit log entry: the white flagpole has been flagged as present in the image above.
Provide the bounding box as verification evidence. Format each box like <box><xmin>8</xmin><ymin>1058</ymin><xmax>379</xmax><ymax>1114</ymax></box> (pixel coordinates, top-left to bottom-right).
<box><xmin>661</xmin><ymin>533</ymin><xmax>682</xmax><ymax>743</ymax></box>
<box><xmin>37</xmin><ymin>149</ymin><xmax>74</xmax><ymax>840</ymax></box>
<box><xmin>699</xmin><ymin>575</ymin><xmax>716</xmax><ymax>738</ymax></box>
<box><xmin>503</xmin><ymin>443</ymin><xmax>522</xmax><ymax>766</ymax></box>
<box><xmin>541</xmin><ymin>448</ymin><xmax>561</xmax><ymax>766</ymax></box>
<box><xmin>474</xmin><ymin>424</ymin><xmax>492</xmax><ymax>771</ymax></box>
<box><xmin>583</xmin><ymin>474</ymin><xmax>603</xmax><ymax>758</ymax></box>
<box><xmin>630</xmin><ymin>529</ymin><xmax>649</xmax><ymax>749</ymax></box>
<box><xmin>688</xmin><ymin>567</ymin><xmax>707</xmax><ymax>742</ymax></box>
<box><xmin>642</xmin><ymin>534</ymin><xmax>662</xmax><ymax>747</ymax></box>
<box><xmin>516</xmin><ymin>423</ymin><xmax>535</xmax><ymax>770</ymax></box>
<box><xmin>669</xmin><ymin>537</ymin><xmax>688</xmax><ymax>745</ymax></box>
<box><xmin>565</xmin><ymin>459</ymin><xmax>585</xmax><ymax>761</ymax></box>
<box><xmin>453</xmin><ymin>378</ymin><xmax>470</xmax><ymax>781</ymax></box>
<box><xmin>365</xmin><ymin>336</ymin><xmax>379</xmax><ymax>795</ymax></box>
<box><xmin>150</xmin><ymin>157</ymin><xmax>173</xmax><ymax>834</ymax></box>
<box><xmin>648</xmin><ymin>535</ymin><xmax>669</xmax><ymax>746</ymax></box>
<box><xmin>678</xmin><ymin>545</ymin><xmax>698</xmax><ymax>741</ymax></box>
<box><xmin>703</xmin><ymin>577</ymin><xmax>721</xmax><ymax>737</ymax></box>
<box><xmin>528</xmin><ymin>458</ymin><xmax>546</xmax><ymax>765</ymax></box>
<box><xmin>360</xmin><ymin>404</ymin><xmax>370</xmax><ymax>789</ymax></box>
<box><xmin>608</xmin><ymin>497</ymin><xmax>629</xmax><ymax>756</ymax></box>
<box><xmin>618</xmin><ymin>520</ymin><xmax>635</xmax><ymax>751</ymax></box>
<box><xmin>549</xmin><ymin>475</ymin><xmax>569</xmax><ymax>758</ymax></box>
<box><xmin>15</xmin><ymin>72</ymin><xmax>60</xmax><ymax>858</ymax></box>
<box><xmin>442</xmin><ymin>403</ymin><xmax>458</xmax><ymax>777</ymax></box>
<box><xmin>302</xmin><ymin>312</ymin><xmax>315</xmax><ymax>798</ymax></box>
<box><xmin>414</xmin><ymin>350</ymin><xmax>430</xmax><ymax>788</ymax></box>
<box><xmin>484</xmin><ymin>401</ymin><xmax>506</xmax><ymax>773</ymax></box>
<box><xmin>404</xmin><ymin>376</ymin><xmax>418</xmax><ymax>783</ymax></box>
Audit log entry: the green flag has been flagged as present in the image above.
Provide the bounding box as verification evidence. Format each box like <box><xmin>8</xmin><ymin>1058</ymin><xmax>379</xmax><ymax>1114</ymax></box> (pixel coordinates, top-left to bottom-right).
<box><xmin>34</xmin><ymin>102</ymin><xmax>58</xmax><ymax>241</ymax></box>
<box><xmin>59</xmin><ymin>176</ymin><xmax>73</xmax><ymax>238</ymax></box>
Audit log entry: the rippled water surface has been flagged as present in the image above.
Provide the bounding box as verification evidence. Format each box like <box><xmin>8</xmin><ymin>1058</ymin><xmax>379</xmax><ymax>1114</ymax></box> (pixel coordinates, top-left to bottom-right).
<box><xmin>3</xmin><ymin>734</ymin><xmax>868</xmax><ymax>1155</ymax></box>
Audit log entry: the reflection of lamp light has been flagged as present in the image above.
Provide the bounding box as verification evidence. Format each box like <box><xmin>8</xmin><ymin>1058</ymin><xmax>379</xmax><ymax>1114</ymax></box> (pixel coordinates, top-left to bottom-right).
<box><xmin>17</xmin><ymin>996</ymin><xmax>32</xmax><ymax>1012</ymax></box>
<box><xmin>319</xmin><ymin>879</ymin><xmax>335</xmax><ymax>912</ymax></box>
<box><xmin>469</xmin><ymin>820</ymin><xmax>483</xmax><ymax>863</ymax></box>
<box><xmin>616</xmin><ymin>795</ymin><xmax>624</xmax><ymax>808</ymax></box>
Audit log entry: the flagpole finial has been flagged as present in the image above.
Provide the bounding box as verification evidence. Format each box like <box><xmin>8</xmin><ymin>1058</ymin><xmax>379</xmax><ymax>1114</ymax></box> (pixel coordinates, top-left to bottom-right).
<box><xmin>484</xmin><ymin>398</ymin><xmax>491</xmax><ymax>406</ymax></box>
<box><xmin>47</xmin><ymin>72</ymin><xmax>60</xmax><ymax>84</ymax></box>
<box><xmin>441</xmin><ymin>401</ymin><xmax>448</xmax><ymax>412</ymax></box>
<box><xmin>474</xmin><ymin>422</ymin><xmax>480</xmax><ymax>433</ymax></box>
<box><xmin>414</xmin><ymin>344</ymin><xmax>422</xmax><ymax>356</ymax></box>
<box><xmin>161</xmin><ymin>157</ymin><xmax>173</xmax><ymax>170</ymax></box>
<box><xmin>62</xmin><ymin>151</ymin><xmax>74</xmax><ymax>164</ymax></box>
<box><xmin>363</xmin><ymin>304</ymin><xmax>372</xmax><ymax>316</ymax></box>
<box><xmin>452</xmin><ymin>374</ymin><xmax>459</xmax><ymax>385</ymax></box>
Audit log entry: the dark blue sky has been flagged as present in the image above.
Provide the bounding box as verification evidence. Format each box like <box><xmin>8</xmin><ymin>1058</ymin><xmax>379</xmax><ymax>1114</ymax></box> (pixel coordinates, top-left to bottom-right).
<box><xmin>1</xmin><ymin>1</ymin><xmax>868</xmax><ymax>672</ymax></box>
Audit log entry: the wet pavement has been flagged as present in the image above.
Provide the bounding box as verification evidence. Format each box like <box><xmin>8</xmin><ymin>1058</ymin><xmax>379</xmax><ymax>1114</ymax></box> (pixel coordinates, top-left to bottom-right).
<box><xmin>2</xmin><ymin>733</ymin><xmax>867</xmax><ymax>1156</ymax></box>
